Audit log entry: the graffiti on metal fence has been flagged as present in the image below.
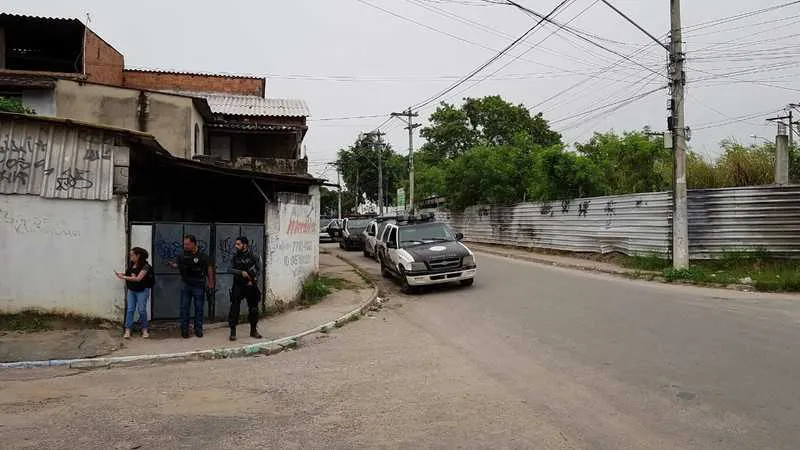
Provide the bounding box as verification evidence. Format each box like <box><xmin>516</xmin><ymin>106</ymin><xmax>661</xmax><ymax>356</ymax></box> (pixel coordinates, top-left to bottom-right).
<box><xmin>604</xmin><ymin>200</ymin><xmax>616</xmax><ymax>216</ymax></box>
<box><xmin>55</xmin><ymin>169</ymin><xmax>93</xmax><ymax>191</ymax></box>
<box><xmin>155</xmin><ymin>239</ymin><xmax>209</xmax><ymax>262</ymax></box>
<box><xmin>83</xmin><ymin>147</ymin><xmax>112</xmax><ymax>162</ymax></box>
<box><xmin>578</xmin><ymin>200</ymin><xmax>591</xmax><ymax>217</ymax></box>
<box><xmin>0</xmin><ymin>135</ymin><xmax>55</xmax><ymax>187</ymax></box>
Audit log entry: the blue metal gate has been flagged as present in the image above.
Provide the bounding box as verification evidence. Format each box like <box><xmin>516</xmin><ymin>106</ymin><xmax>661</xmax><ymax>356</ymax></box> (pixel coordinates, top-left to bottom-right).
<box><xmin>147</xmin><ymin>222</ymin><xmax>265</xmax><ymax>321</ymax></box>
<box><xmin>212</xmin><ymin>223</ymin><xmax>266</xmax><ymax>321</ymax></box>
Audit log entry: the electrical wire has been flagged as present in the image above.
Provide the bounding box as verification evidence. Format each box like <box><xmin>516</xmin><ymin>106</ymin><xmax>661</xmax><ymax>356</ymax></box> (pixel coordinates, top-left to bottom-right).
<box><xmin>427</xmin><ymin>0</ymin><xmax>601</xmax><ymax>108</ymax></box>
<box><xmin>496</xmin><ymin>0</ymin><xmax>666</xmax><ymax>79</ymax></box>
<box><xmin>409</xmin><ymin>0</ymin><xmax>576</xmax><ymax>111</ymax></box>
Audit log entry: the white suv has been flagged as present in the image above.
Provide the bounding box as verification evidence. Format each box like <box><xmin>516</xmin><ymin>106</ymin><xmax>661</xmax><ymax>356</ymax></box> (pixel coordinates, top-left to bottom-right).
<box><xmin>376</xmin><ymin>215</ymin><xmax>476</xmax><ymax>293</ymax></box>
<box><xmin>363</xmin><ymin>217</ymin><xmax>397</xmax><ymax>260</ymax></box>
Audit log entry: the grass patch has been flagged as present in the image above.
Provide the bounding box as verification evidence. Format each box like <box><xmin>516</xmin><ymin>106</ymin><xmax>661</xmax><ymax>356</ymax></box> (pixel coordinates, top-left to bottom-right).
<box><xmin>299</xmin><ymin>275</ymin><xmax>357</xmax><ymax>306</ymax></box>
<box><xmin>0</xmin><ymin>310</ymin><xmax>109</xmax><ymax>333</ymax></box>
<box><xmin>660</xmin><ymin>252</ymin><xmax>800</xmax><ymax>292</ymax></box>
<box><xmin>0</xmin><ymin>312</ymin><xmax>53</xmax><ymax>332</ymax></box>
<box><xmin>619</xmin><ymin>254</ymin><xmax>672</xmax><ymax>271</ymax></box>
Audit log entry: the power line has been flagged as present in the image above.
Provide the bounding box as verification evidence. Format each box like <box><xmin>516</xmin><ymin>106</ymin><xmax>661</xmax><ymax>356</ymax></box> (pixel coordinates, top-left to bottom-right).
<box><xmin>598</xmin><ymin>0</ymin><xmax>668</xmax><ymax>50</ymax></box>
<box><xmin>409</xmin><ymin>0</ymin><xmax>576</xmax><ymax>111</ymax></box>
<box><xmin>354</xmin><ymin>0</ymin><xmax>646</xmax><ymax>79</ymax></box>
<box><xmin>551</xmin><ymin>84</ymin><xmax>667</xmax><ymax>125</ymax></box>
<box><xmin>429</xmin><ymin>0</ymin><xmax>601</xmax><ymax>108</ymax></box>
<box><xmin>310</xmin><ymin>114</ymin><xmax>387</xmax><ymax>121</ymax></box>
<box><xmin>496</xmin><ymin>0</ymin><xmax>667</xmax><ymax>79</ymax></box>
<box><xmin>683</xmin><ymin>0</ymin><xmax>800</xmax><ymax>33</ymax></box>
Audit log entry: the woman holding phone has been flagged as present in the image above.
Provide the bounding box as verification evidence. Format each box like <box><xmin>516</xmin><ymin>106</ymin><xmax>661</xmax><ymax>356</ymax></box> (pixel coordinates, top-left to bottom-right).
<box><xmin>115</xmin><ymin>247</ymin><xmax>153</xmax><ymax>338</ymax></box>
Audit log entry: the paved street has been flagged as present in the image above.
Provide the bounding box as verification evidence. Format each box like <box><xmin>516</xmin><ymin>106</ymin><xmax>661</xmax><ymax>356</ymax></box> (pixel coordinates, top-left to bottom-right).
<box><xmin>2</xmin><ymin>245</ymin><xmax>800</xmax><ymax>449</ymax></box>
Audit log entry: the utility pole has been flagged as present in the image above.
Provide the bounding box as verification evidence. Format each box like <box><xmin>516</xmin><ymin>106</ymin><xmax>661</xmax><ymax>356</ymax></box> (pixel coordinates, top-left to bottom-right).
<box><xmin>336</xmin><ymin>164</ymin><xmax>342</xmax><ymax>220</ymax></box>
<box><xmin>365</xmin><ymin>130</ymin><xmax>386</xmax><ymax>215</ymax></box>
<box><xmin>775</xmin><ymin>122</ymin><xmax>790</xmax><ymax>185</ymax></box>
<box><xmin>767</xmin><ymin>112</ymin><xmax>793</xmax><ymax>145</ymax></box>
<box><xmin>391</xmin><ymin>108</ymin><xmax>420</xmax><ymax>212</ymax></box>
<box><xmin>669</xmin><ymin>0</ymin><xmax>689</xmax><ymax>269</ymax></box>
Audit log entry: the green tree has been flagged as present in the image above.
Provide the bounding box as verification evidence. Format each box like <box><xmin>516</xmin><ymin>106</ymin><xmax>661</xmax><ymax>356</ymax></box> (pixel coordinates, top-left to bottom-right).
<box><xmin>528</xmin><ymin>147</ymin><xmax>607</xmax><ymax>201</ymax></box>
<box><xmin>443</xmin><ymin>144</ymin><xmax>536</xmax><ymax>210</ymax></box>
<box><xmin>715</xmin><ymin>140</ymin><xmax>774</xmax><ymax>187</ymax></box>
<box><xmin>686</xmin><ymin>152</ymin><xmax>720</xmax><ymax>189</ymax></box>
<box><xmin>319</xmin><ymin>187</ymin><xmax>357</xmax><ymax>217</ymax></box>
<box><xmin>336</xmin><ymin>134</ymin><xmax>407</xmax><ymax>206</ymax></box>
<box><xmin>576</xmin><ymin>131</ymin><xmax>671</xmax><ymax>195</ymax></box>
<box><xmin>0</xmin><ymin>97</ymin><xmax>34</xmax><ymax>114</ymax></box>
<box><xmin>419</xmin><ymin>95</ymin><xmax>561</xmax><ymax>161</ymax></box>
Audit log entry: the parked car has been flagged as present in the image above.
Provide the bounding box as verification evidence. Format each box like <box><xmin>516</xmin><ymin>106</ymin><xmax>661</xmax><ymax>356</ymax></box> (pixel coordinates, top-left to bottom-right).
<box><xmin>320</xmin><ymin>219</ymin><xmax>337</xmax><ymax>243</ymax></box>
<box><xmin>339</xmin><ymin>217</ymin><xmax>372</xmax><ymax>251</ymax></box>
<box><xmin>377</xmin><ymin>213</ymin><xmax>476</xmax><ymax>293</ymax></box>
<box><xmin>325</xmin><ymin>219</ymin><xmax>343</xmax><ymax>239</ymax></box>
<box><xmin>363</xmin><ymin>217</ymin><xmax>397</xmax><ymax>260</ymax></box>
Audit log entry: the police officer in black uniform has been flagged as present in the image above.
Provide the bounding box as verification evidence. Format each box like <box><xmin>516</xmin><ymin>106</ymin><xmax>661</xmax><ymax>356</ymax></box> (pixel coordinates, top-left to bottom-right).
<box><xmin>227</xmin><ymin>236</ymin><xmax>263</xmax><ymax>341</ymax></box>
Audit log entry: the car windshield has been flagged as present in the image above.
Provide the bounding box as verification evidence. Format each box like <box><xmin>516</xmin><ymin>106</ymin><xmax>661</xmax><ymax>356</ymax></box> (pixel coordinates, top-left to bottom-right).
<box><xmin>347</xmin><ymin>219</ymin><xmax>371</xmax><ymax>231</ymax></box>
<box><xmin>398</xmin><ymin>223</ymin><xmax>455</xmax><ymax>248</ymax></box>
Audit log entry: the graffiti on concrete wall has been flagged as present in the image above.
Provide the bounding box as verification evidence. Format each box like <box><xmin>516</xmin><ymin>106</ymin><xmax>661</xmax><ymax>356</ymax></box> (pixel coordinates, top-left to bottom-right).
<box><xmin>0</xmin><ymin>204</ymin><xmax>81</xmax><ymax>238</ymax></box>
<box><xmin>281</xmin><ymin>203</ymin><xmax>317</xmax><ymax>271</ymax></box>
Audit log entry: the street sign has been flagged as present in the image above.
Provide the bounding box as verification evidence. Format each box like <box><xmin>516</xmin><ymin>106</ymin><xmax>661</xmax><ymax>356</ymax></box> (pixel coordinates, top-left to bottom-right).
<box><xmin>397</xmin><ymin>188</ymin><xmax>406</xmax><ymax>207</ymax></box>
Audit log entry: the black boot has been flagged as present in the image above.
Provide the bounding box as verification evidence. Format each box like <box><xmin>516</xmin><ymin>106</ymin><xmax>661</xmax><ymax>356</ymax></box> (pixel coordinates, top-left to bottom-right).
<box><xmin>250</xmin><ymin>324</ymin><xmax>262</xmax><ymax>339</ymax></box>
<box><xmin>229</xmin><ymin>327</ymin><xmax>237</xmax><ymax>341</ymax></box>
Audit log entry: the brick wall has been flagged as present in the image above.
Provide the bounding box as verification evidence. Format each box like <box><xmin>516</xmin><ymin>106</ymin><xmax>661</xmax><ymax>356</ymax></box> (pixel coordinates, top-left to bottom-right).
<box><xmin>123</xmin><ymin>70</ymin><xmax>265</xmax><ymax>96</ymax></box>
<box><xmin>83</xmin><ymin>29</ymin><xmax>124</xmax><ymax>85</ymax></box>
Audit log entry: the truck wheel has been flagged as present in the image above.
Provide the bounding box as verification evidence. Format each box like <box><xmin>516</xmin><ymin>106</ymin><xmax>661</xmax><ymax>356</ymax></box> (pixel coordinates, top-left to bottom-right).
<box><xmin>399</xmin><ymin>267</ymin><xmax>417</xmax><ymax>294</ymax></box>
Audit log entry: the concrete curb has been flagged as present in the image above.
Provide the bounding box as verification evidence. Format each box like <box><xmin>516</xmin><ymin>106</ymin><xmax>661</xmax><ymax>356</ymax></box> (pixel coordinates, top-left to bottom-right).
<box><xmin>0</xmin><ymin>285</ymin><xmax>380</xmax><ymax>370</ymax></box>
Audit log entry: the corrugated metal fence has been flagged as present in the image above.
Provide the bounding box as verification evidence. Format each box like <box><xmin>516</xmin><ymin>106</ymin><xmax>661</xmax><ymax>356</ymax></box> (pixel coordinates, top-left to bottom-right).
<box><xmin>0</xmin><ymin>118</ymin><xmax>122</xmax><ymax>200</ymax></box>
<box><xmin>435</xmin><ymin>185</ymin><xmax>800</xmax><ymax>259</ymax></box>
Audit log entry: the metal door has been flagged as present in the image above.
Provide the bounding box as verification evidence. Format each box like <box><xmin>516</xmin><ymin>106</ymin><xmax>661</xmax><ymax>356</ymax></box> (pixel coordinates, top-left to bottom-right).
<box><xmin>212</xmin><ymin>224</ymin><xmax>265</xmax><ymax>321</ymax></box>
<box><xmin>151</xmin><ymin>223</ymin><xmax>212</xmax><ymax>320</ymax></box>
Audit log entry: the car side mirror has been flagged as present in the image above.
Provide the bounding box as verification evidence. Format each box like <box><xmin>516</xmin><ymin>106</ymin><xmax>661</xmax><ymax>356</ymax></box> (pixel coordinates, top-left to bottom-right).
<box><xmin>455</xmin><ymin>232</ymin><xmax>464</xmax><ymax>241</ymax></box>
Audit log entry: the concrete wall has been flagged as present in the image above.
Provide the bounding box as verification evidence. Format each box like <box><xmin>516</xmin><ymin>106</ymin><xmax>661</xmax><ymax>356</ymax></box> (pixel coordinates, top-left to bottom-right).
<box><xmin>123</xmin><ymin>70</ymin><xmax>265</xmax><ymax>96</ymax></box>
<box><xmin>0</xmin><ymin>195</ymin><xmax>127</xmax><ymax>320</ymax></box>
<box><xmin>191</xmin><ymin>106</ymin><xmax>204</xmax><ymax>157</ymax></box>
<box><xmin>21</xmin><ymin>89</ymin><xmax>56</xmax><ymax>116</ymax></box>
<box><xmin>83</xmin><ymin>29</ymin><xmax>124</xmax><ymax>85</ymax></box>
<box><xmin>54</xmin><ymin>79</ymin><xmax>202</xmax><ymax>158</ymax></box>
<box><xmin>265</xmin><ymin>188</ymin><xmax>320</xmax><ymax>306</ymax></box>
<box><xmin>54</xmin><ymin>79</ymin><xmax>138</xmax><ymax>130</ymax></box>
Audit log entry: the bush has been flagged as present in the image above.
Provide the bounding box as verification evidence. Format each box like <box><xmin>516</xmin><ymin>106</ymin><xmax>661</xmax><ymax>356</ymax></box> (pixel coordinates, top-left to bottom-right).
<box><xmin>300</xmin><ymin>275</ymin><xmax>331</xmax><ymax>306</ymax></box>
<box><xmin>0</xmin><ymin>97</ymin><xmax>35</xmax><ymax>114</ymax></box>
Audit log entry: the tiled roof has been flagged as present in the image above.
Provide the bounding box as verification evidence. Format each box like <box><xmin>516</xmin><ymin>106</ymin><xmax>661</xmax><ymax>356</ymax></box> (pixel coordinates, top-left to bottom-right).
<box><xmin>0</xmin><ymin>13</ymin><xmax>82</xmax><ymax>24</ymax></box>
<box><xmin>196</xmin><ymin>93</ymin><xmax>310</xmax><ymax>117</ymax></box>
<box><xmin>124</xmin><ymin>68</ymin><xmax>263</xmax><ymax>81</ymax></box>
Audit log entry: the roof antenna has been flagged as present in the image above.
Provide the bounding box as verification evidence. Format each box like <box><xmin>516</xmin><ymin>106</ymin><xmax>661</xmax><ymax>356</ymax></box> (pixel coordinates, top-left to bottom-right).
<box><xmin>85</xmin><ymin>13</ymin><xmax>92</xmax><ymax>24</ymax></box>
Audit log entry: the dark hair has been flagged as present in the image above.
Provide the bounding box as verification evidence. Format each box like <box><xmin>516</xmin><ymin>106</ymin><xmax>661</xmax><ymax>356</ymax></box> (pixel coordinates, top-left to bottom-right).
<box><xmin>183</xmin><ymin>234</ymin><xmax>197</xmax><ymax>244</ymax></box>
<box><xmin>236</xmin><ymin>236</ymin><xmax>249</xmax><ymax>246</ymax></box>
<box><xmin>130</xmin><ymin>247</ymin><xmax>149</xmax><ymax>267</ymax></box>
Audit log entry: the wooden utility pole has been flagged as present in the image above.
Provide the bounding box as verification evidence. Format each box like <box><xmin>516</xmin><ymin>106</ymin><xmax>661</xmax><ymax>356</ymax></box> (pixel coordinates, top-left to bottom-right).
<box><xmin>670</xmin><ymin>0</ymin><xmax>689</xmax><ymax>269</ymax></box>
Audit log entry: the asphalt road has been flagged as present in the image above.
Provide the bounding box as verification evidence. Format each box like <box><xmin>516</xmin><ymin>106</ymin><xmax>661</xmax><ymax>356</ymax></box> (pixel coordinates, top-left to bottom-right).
<box><xmin>2</xmin><ymin>244</ymin><xmax>799</xmax><ymax>449</ymax></box>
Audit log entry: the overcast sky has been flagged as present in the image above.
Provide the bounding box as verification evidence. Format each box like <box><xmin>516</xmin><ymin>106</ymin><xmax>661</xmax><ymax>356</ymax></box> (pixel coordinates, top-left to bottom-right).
<box><xmin>7</xmin><ymin>1</ymin><xmax>799</xmax><ymax>181</ymax></box>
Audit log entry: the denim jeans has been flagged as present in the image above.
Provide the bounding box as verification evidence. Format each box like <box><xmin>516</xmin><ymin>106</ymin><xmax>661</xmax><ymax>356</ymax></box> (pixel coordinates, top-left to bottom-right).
<box><xmin>180</xmin><ymin>282</ymin><xmax>206</xmax><ymax>332</ymax></box>
<box><xmin>125</xmin><ymin>288</ymin><xmax>150</xmax><ymax>330</ymax></box>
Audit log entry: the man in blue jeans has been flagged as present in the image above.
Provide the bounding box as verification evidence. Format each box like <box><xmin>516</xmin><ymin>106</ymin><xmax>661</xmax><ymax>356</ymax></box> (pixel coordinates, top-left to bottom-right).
<box><xmin>169</xmin><ymin>234</ymin><xmax>214</xmax><ymax>338</ymax></box>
